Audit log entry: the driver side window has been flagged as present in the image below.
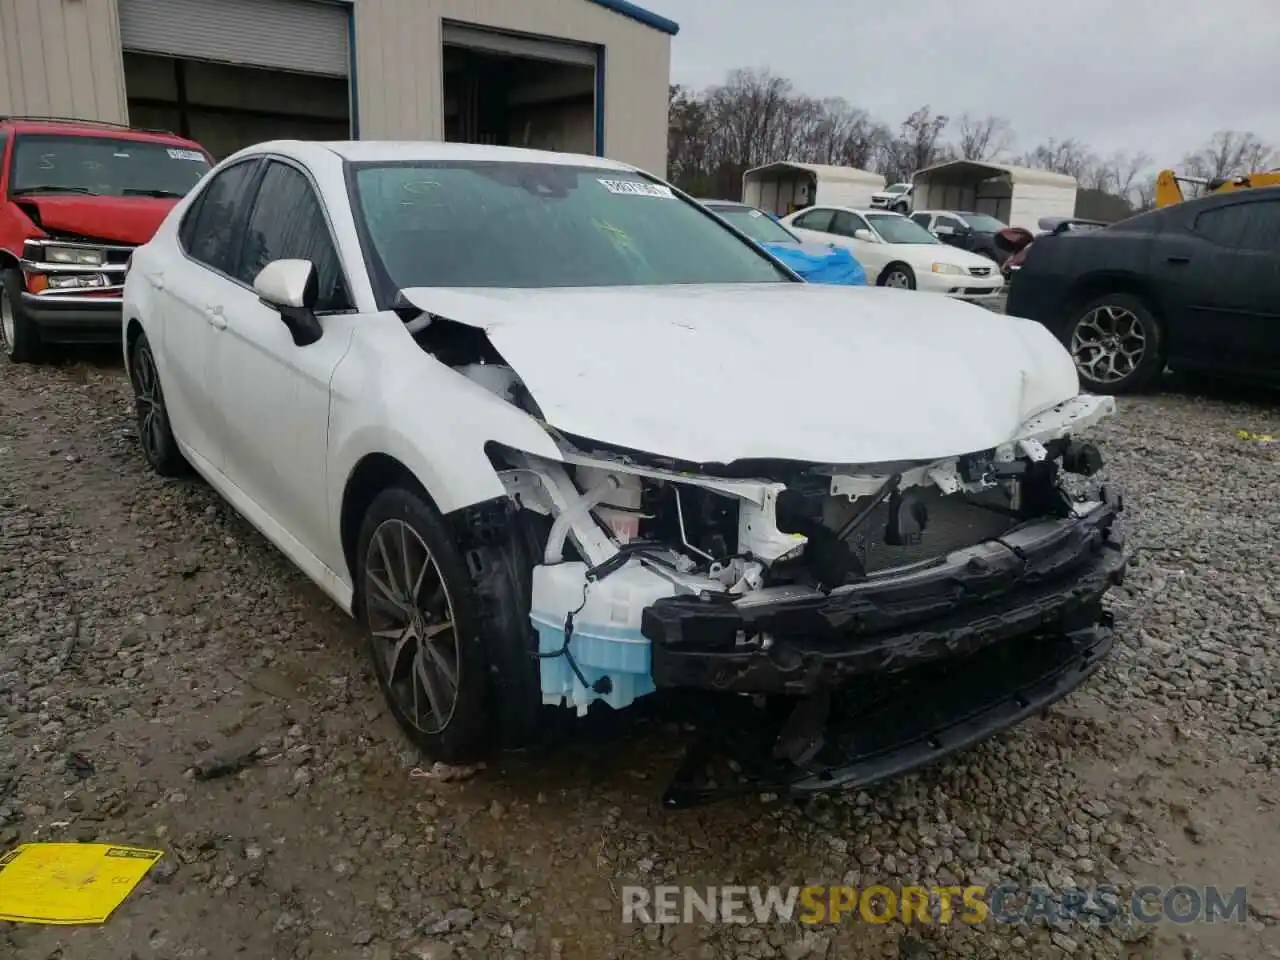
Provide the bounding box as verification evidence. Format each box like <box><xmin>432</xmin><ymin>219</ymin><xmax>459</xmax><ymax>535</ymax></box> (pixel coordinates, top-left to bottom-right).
<box><xmin>234</xmin><ymin>160</ymin><xmax>351</xmax><ymax>312</ymax></box>
<box><xmin>831</xmin><ymin>211</ymin><xmax>867</xmax><ymax>237</ymax></box>
<box><xmin>793</xmin><ymin>208</ymin><xmax>833</xmax><ymax>232</ymax></box>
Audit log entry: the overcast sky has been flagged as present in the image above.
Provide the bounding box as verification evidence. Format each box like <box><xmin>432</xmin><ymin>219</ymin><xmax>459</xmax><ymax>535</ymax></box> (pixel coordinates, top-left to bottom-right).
<box><xmin>641</xmin><ymin>0</ymin><xmax>1280</xmax><ymax>163</ymax></box>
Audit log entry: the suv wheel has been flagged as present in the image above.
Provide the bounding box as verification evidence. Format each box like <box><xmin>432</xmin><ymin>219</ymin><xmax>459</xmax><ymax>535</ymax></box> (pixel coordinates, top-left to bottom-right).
<box><xmin>1</xmin><ymin>268</ymin><xmax>43</xmax><ymax>363</ymax></box>
<box><xmin>1064</xmin><ymin>293</ymin><xmax>1164</xmax><ymax>394</ymax></box>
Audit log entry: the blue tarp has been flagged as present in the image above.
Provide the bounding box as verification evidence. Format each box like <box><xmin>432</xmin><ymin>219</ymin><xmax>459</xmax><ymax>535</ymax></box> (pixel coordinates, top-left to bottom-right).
<box><xmin>761</xmin><ymin>240</ymin><xmax>868</xmax><ymax>286</ymax></box>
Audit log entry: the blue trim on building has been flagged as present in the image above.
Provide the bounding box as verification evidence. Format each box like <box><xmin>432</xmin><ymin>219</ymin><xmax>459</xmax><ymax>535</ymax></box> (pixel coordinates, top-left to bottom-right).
<box><xmin>347</xmin><ymin>7</ymin><xmax>360</xmax><ymax>138</ymax></box>
<box><xmin>584</xmin><ymin>0</ymin><xmax>679</xmax><ymax>36</ymax></box>
<box><xmin>594</xmin><ymin>46</ymin><xmax>606</xmax><ymax>156</ymax></box>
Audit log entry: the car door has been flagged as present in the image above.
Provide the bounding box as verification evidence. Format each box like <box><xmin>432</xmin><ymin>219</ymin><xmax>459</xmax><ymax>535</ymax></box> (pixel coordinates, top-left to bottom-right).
<box><xmin>208</xmin><ymin>157</ymin><xmax>358</xmax><ymax>558</ymax></box>
<box><xmin>1161</xmin><ymin>197</ymin><xmax>1280</xmax><ymax>373</ymax></box>
<box><xmin>1177</xmin><ymin>195</ymin><xmax>1280</xmax><ymax>371</ymax></box>
<box><xmin>144</xmin><ymin>157</ymin><xmax>263</xmax><ymax>469</ymax></box>
<box><xmin>828</xmin><ymin>210</ymin><xmax>889</xmax><ymax>276</ymax></box>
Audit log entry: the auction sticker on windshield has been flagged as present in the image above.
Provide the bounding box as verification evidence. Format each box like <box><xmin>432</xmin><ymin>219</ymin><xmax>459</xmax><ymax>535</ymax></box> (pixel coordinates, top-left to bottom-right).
<box><xmin>598</xmin><ymin>179</ymin><xmax>675</xmax><ymax>199</ymax></box>
<box><xmin>166</xmin><ymin>148</ymin><xmax>205</xmax><ymax>162</ymax></box>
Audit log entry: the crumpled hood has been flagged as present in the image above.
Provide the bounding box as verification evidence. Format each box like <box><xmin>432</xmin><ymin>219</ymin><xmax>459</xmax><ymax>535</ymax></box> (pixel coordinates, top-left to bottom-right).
<box><xmin>400</xmin><ymin>283</ymin><xmax>1082</xmax><ymax>466</ymax></box>
<box><xmin>16</xmin><ymin>196</ymin><xmax>178</xmax><ymax>245</ymax></box>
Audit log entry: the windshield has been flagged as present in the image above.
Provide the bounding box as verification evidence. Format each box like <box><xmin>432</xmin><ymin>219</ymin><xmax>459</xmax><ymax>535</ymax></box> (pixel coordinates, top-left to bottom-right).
<box><xmin>884</xmin><ymin>183</ymin><xmax>910</xmax><ymax>194</ymax></box>
<box><xmin>959</xmin><ymin>213</ymin><xmax>1006</xmax><ymax>232</ymax></box>
<box><xmin>10</xmin><ymin>135</ymin><xmax>211</xmax><ymax>198</ymax></box>
<box><xmin>349</xmin><ymin>162</ymin><xmax>792</xmax><ymax>289</ymax></box>
<box><xmin>867</xmin><ymin>213</ymin><xmax>940</xmax><ymax>245</ymax></box>
<box><xmin>707</xmin><ymin>204</ymin><xmax>799</xmax><ymax>244</ymax></box>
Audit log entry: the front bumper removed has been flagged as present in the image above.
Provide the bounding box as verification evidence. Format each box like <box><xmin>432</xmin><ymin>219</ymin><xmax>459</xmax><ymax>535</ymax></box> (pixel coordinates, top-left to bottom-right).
<box><xmin>643</xmin><ymin>497</ymin><xmax>1127</xmax><ymax>807</ymax></box>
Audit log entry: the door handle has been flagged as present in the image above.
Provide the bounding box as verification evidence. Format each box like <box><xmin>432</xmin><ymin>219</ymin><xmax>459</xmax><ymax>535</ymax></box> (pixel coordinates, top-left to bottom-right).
<box><xmin>1166</xmin><ymin>255</ymin><xmax>1191</xmax><ymax>264</ymax></box>
<box><xmin>205</xmin><ymin>305</ymin><xmax>227</xmax><ymax>330</ymax></box>
<box><xmin>148</xmin><ymin>272</ymin><xmax>166</xmax><ymax>291</ymax></box>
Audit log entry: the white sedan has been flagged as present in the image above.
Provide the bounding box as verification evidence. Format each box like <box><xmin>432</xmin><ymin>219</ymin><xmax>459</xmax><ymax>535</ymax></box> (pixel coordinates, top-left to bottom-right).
<box><xmin>121</xmin><ymin>139</ymin><xmax>1123</xmax><ymax>788</ymax></box>
<box><xmin>780</xmin><ymin>206</ymin><xmax>1004</xmax><ymax>300</ymax></box>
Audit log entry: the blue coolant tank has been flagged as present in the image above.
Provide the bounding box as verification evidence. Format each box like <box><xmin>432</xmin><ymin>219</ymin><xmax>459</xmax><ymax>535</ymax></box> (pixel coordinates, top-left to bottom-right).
<box><xmin>530</xmin><ymin>560</ymin><xmax>677</xmax><ymax>716</ymax></box>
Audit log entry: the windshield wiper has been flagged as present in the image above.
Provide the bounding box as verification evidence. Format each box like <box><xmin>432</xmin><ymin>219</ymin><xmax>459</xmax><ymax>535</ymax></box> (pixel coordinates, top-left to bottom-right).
<box><xmin>11</xmin><ymin>185</ymin><xmax>97</xmax><ymax>196</ymax></box>
<box><xmin>122</xmin><ymin>188</ymin><xmax>186</xmax><ymax>198</ymax></box>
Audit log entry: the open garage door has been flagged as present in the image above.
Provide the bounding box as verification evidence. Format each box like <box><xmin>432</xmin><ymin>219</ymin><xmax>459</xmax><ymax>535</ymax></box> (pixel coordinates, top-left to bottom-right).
<box><xmin>118</xmin><ymin>0</ymin><xmax>352</xmax><ymax>159</ymax></box>
<box><xmin>442</xmin><ymin>22</ymin><xmax>600</xmax><ymax>157</ymax></box>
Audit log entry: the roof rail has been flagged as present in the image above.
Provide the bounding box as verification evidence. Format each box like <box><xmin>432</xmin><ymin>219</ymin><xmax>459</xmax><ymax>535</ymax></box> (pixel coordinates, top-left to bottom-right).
<box><xmin>0</xmin><ymin>115</ymin><xmax>134</xmax><ymax>129</ymax></box>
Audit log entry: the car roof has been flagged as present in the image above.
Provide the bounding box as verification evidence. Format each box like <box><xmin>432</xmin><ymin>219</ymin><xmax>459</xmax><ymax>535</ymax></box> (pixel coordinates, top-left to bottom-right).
<box><xmin>311</xmin><ymin>139</ymin><xmax>640</xmax><ymax>172</ymax></box>
<box><xmin>1</xmin><ymin>117</ymin><xmax>203</xmax><ymax>148</ymax></box>
<box><xmin>699</xmin><ymin>199</ymin><xmax>748</xmax><ymax>207</ymax></box>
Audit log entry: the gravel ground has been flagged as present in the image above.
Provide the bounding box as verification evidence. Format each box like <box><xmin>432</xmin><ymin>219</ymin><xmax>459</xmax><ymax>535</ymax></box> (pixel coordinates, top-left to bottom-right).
<box><xmin>1</xmin><ymin>353</ymin><xmax>1278</xmax><ymax>960</ymax></box>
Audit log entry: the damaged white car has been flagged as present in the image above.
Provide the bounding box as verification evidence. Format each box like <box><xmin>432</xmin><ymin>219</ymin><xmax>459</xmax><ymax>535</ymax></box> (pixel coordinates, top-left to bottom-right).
<box><xmin>122</xmin><ymin>140</ymin><xmax>1127</xmax><ymax>806</ymax></box>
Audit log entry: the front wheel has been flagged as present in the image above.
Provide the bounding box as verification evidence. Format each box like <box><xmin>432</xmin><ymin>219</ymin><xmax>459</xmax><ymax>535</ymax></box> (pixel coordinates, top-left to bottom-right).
<box><xmin>1062</xmin><ymin>294</ymin><xmax>1164</xmax><ymax>395</ymax></box>
<box><xmin>879</xmin><ymin>263</ymin><xmax>916</xmax><ymax>290</ymax></box>
<box><xmin>1</xmin><ymin>268</ymin><xmax>44</xmax><ymax>363</ymax></box>
<box><xmin>357</xmin><ymin>488</ymin><xmax>543</xmax><ymax>762</ymax></box>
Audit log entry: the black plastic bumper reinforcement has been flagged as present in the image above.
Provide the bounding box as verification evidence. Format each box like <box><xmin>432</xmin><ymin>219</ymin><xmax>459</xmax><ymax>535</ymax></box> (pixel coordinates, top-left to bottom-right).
<box><xmin>643</xmin><ymin>500</ymin><xmax>1126</xmax><ymax>695</ymax></box>
<box><xmin>660</xmin><ymin>617</ymin><xmax>1115</xmax><ymax>808</ymax></box>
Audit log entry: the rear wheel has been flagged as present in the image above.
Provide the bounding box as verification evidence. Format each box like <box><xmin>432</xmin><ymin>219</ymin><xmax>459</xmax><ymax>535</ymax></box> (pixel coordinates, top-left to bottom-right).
<box><xmin>1</xmin><ymin>268</ymin><xmax>43</xmax><ymax>363</ymax></box>
<box><xmin>1063</xmin><ymin>293</ymin><xmax>1164</xmax><ymax>395</ymax></box>
<box><xmin>128</xmin><ymin>331</ymin><xmax>188</xmax><ymax>476</ymax></box>
<box><xmin>879</xmin><ymin>263</ymin><xmax>916</xmax><ymax>290</ymax></box>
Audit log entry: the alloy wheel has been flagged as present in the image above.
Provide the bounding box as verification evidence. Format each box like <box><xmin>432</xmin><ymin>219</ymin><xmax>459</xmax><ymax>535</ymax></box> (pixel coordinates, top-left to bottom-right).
<box><xmin>130</xmin><ymin>342</ymin><xmax>169</xmax><ymax>462</ymax></box>
<box><xmin>363</xmin><ymin>519</ymin><xmax>461</xmax><ymax>735</ymax></box>
<box><xmin>0</xmin><ymin>287</ymin><xmax>14</xmax><ymax>357</ymax></box>
<box><xmin>1070</xmin><ymin>304</ymin><xmax>1147</xmax><ymax>384</ymax></box>
<box><xmin>886</xmin><ymin>270</ymin><xmax>912</xmax><ymax>289</ymax></box>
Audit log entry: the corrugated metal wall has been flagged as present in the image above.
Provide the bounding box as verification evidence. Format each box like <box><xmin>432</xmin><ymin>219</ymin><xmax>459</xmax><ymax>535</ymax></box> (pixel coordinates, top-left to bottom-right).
<box><xmin>354</xmin><ymin>0</ymin><xmax>671</xmax><ymax>175</ymax></box>
<box><xmin>0</xmin><ymin>0</ymin><xmax>128</xmax><ymax>123</ymax></box>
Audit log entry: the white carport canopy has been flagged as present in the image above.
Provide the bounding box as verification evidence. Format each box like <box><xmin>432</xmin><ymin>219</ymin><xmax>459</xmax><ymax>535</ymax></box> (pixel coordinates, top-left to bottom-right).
<box><xmin>742</xmin><ymin>161</ymin><xmax>885</xmax><ymax>215</ymax></box>
<box><xmin>911</xmin><ymin>160</ymin><xmax>1078</xmax><ymax>229</ymax></box>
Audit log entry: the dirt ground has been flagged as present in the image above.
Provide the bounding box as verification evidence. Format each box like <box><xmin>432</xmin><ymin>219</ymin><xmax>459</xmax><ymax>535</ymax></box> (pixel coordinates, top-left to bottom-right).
<box><xmin>1</xmin><ymin>352</ymin><xmax>1277</xmax><ymax>960</ymax></box>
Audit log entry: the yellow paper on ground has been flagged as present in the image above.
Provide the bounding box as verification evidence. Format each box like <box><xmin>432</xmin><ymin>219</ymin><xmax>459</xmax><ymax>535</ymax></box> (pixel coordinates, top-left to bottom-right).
<box><xmin>0</xmin><ymin>843</ymin><xmax>164</xmax><ymax>924</ymax></box>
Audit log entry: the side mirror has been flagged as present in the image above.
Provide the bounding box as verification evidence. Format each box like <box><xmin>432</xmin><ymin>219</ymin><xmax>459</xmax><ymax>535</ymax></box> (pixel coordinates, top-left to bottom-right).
<box><xmin>853</xmin><ymin>228</ymin><xmax>877</xmax><ymax>243</ymax></box>
<box><xmin>254</xmin><ymin>259</ymin><xmax>323</xmax><ymax>347</ymax></box>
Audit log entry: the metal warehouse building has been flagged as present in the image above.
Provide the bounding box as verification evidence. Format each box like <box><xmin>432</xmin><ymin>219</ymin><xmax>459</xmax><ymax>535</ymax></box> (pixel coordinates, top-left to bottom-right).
<box><xmin>0</xmin><ymin>0</ymin><xmax>677</xmax><ymax>173</ymax></box>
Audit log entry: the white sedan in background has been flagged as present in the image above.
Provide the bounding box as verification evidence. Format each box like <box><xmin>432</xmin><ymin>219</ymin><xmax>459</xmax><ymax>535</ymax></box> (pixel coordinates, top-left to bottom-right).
<box><xmin>780</xmin><ymin>206</ymin><xmax>1003</xmax><ymax>301</ymax></box>
<box><xmin>119</xmin><ymin>139</ymin><xmax>1121</xmax><ymax>794</ymax></box>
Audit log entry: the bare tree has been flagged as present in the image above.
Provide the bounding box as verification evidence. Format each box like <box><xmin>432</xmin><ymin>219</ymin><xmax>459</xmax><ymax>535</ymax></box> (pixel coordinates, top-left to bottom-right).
<box><xmin>878</xmin><ymin>106</ymin><xmax>951</xmax><ymax>182</ymax></box>
<box><xmin>1015</xmin><ymin>138</ymin><xmax>1096</xmax><ymax>181</ymax></box>
<box><xmin>1182</xmin><ymin>130</ymin><xmax>1275</xmax><ymax>180</ymax></box>
<box><xmin>956</xmin><ymin>114</ymin><xmax>1012</xmax><ymax>161</ymax></box>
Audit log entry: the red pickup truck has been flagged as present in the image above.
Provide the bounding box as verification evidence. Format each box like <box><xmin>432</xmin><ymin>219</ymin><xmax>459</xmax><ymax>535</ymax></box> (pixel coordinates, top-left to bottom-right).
<box><xmin>0</xmin><ymin>117</ymin><xmax>213</xmax><ymax>363</ymax></box>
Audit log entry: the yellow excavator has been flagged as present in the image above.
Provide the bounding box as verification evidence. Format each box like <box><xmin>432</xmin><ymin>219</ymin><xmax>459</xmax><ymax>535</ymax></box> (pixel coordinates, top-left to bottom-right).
<box><xmin>1155</xmin><ymin>167</ymin><xmax>1280</xmax><ymax>208</ymax></box>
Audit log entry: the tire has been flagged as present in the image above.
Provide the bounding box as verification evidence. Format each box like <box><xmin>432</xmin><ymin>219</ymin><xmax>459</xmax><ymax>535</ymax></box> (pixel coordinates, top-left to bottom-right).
<box><xmin>1</xmin><ymin>268</ymin><xmax>44</xmax><ymax>363</ymax></box>
<box><xmin>356</xmin><ymin>488</ymin><xmax>542</xmax><ymax>762</ymax></box>
<box><xmin>1061</xmin><ymin>293</ymin><xmax>1164</xmax><ymax>395</ymax></box>
<box><xmin>127</xmin><ymin>331</ymin><xmax>189</xmax><ymax>476</ymax></box>
<box><xmin>892</xmin><ymin>201</ymin><xmax>910</xmax><ymax>215</ymax></box>
<box><xmin>878</xmin><ymin>263</ymin><xmax>916</xmax><ymax>290</ymax></box>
